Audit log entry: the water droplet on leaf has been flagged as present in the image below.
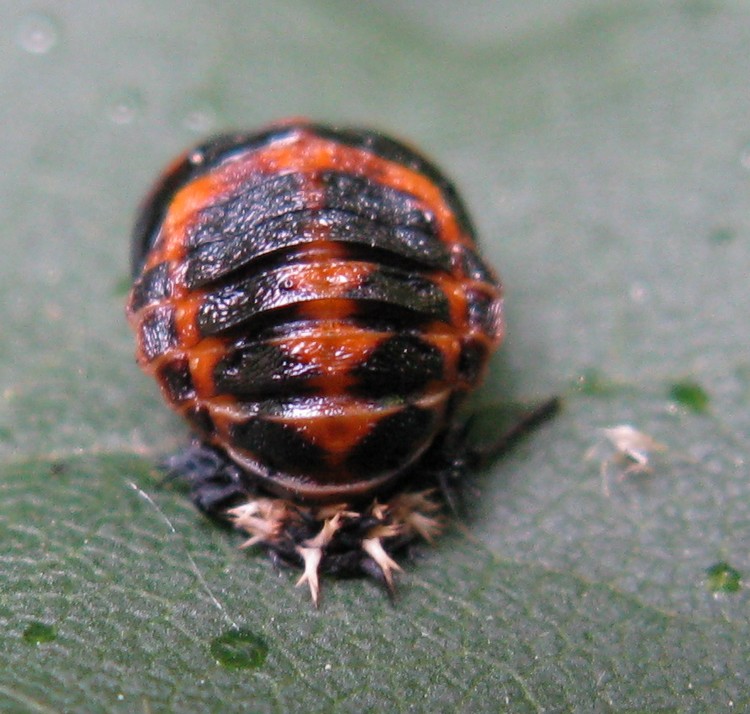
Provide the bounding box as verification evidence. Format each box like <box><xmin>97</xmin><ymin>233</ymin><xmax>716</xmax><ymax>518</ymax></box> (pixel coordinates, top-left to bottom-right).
<box><xmin>573</xmin><ymin>368</ymin><xmax>617</xmax><ymax>396</ymax></box>
<box><xmin>22</xmin><ymin>621</ymin><xmax>57</xmax><ymax>645</ymax></box>
<box><xmin>182</xmin><ymin>101</ymin><xmax>218</xmax><ymax>133</ymax></box>
<box><xmin>210</xmin><ymin>629</ymin><xmax>268</xmax><ymax>669</ymax></box>
<box><xmin>705</xmin><ymin>562</ymin><xmax>742</xmax><ymax>594</ymax></box>
<box><xmin>106</xmin><ymin>88</ymin><xmax>145</xmax><ymax>125</ymax></box>
<box><xmin>669</xmin><ymin>380</ymin><xmax>710</xmax><ymax>413</ymax></box>
<box><xmin>16</xmin><ymin>13</ymin><xmax>59</xmax><ymax>54</ymax></box>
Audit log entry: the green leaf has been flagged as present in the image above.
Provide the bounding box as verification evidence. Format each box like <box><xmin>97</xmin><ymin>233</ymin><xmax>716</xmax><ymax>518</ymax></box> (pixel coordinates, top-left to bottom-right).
<box><xmin>2</xmin><ymin>1</ymin><xmax>749</xmax><ymax>711</ymax></box>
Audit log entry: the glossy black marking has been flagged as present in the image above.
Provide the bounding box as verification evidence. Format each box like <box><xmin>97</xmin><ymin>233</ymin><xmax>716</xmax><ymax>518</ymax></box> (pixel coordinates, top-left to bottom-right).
<box><xmin>321</xmin><ymin>171</ymin><xmax>434</xmax><ymax>233</ymax></box>
<box><xmin>185</xmin><ymin>211</ymin><xmax>308</xmax><ymax>288</ymax></box>
<box><xmin>197</xmin><ymin>260</ymin><xmax>450</xmax><ymax>337</ymax></box>
<box><xmin>132</xmin><ymin>121</ymin><xmax>480</xmax><ymax>277</ymax></box>
<box><xmin>334</xmin><ymin>216</ymin><xmax>451</xmax><ymax>272</ymax></box>
<box><xmin>326</xmin><ymin>213</ymin><xmax>451</xmax><ymax>271</ymax></box>
<box><xmin>350</xmin><ymin>269</ymin><xmax>451</xmax><ymax>323</ymax></box>
<box><xmin>185</xmin><ymin>209</ymin><xmax>451</xmax><ymax>289</ymax></box>
<box><xmin>130</xmin><ymin>126</ymin><xmax>302</xmax><ymax>276</ymax></box>
<box><xmin>350</xmin><ymin>335</ymin><xmax>444</xmax><ymax>398</ymax></box>
<box><xmin>183</xmin><ymin>166</ymin><xmax>452</xmax><ymax>289</ymax></box>
<box><xmin>347</xmin><ymin>303</ymin><xmax>438</xmax><ymax>332</ymax></box>
<box><xmin>466</xmin><ymin>289</ymin><xmax>502</xmax><ymax>337</ymax></box>
<box><xmin>458</xmin><ymin>246</ymin><xmax>496</xmax><ymax>283</ymax></box>
<box><xmin>130</xmin><ymin>262</ymin><xmax>172</xmax><ymax>312</ymax></box>
<box><xmin>157</xmin><ymin>359</ymin><xmax>195</xmax><ymax>403</ymax></box>
<box><xmin>196</xmin><ymin>267</ymin><xmax>305</xmax><ymax>336</ymax></box>
<box><xmin>230</xmin><ymin>417</ymin><xmax>327</xmax><ymax>476</ymax></box>
<box><xmin>213</xmin><ymin>341</ymin><xmax>319</xmax><ymax>396</ymax></box>
<box><xmin>346</xmin><ymin>405</ymin><xmax>436</xmax><ymax>476</ymax></box>
<box><xmin>131</xmin><ymin>162</ymin><xmax>195</xmax><ymax>277</ymax></box>
<box><xmin>458</xmin><ymin>340</ymin><xmax>488</xmax><ymax>385</ymax></box>
<box><xmin>187</xmin><ymin>173</ymin><xmax>307</xmax><ymax>250</ymax></box>
<box><xmin>139</xmin><ymin>307</ymin><xmax>177</xmax><ymax>361</ymax></box>
<box><xmin>185</xmin><ymin>406</ymin><xmax>215</xmax><ymax>436</ymax></box>
<box><xmin>308</xmin><ymin>123</ymin><xmax>476</xmax><ymax>237</ymax></box>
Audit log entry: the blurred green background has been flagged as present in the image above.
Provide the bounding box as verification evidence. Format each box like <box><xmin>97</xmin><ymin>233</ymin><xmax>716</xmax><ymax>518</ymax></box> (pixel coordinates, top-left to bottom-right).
<box><xmin>1</xmin><ymin>1</ymin><xmax>749</xmax><ymax>711</ymax></box>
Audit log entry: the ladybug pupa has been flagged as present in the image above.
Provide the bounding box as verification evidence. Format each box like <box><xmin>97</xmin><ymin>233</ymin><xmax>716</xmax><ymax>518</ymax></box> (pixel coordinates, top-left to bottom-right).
<box><xmin>127</xmin><ymin>120</ymin><xmax>507</xmax><ymax>604</ymax></box>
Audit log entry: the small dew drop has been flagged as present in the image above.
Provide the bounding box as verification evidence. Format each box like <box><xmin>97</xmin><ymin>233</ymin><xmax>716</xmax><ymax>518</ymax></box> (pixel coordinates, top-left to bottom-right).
<box><xmin>705</xmin><ymin>562</ymin><xmax>742</xmax><ymax>594</ymax></box>
<box><xmin>22</xmin><ymin>621</ymin><xmax>57</xmax><ymax>645</ymax></box>
<box><xmin>628</xmin><ymin>282</ymin><xmax>648</xmax><ymax>303</ymax></box>
<box><xmin>16</xmin><ymin>13</ymin><xmax>59</xmax><ymax>54</ymax></box>
<box><xmin>210</xmin><ymin>629</ymin><xmax>268</xmax><ymax>670</ymax></box>
<box><xmin>669</xmin><ymin>379</ymin><xmax>710</xmax><ymax>414</ymax></box>
<box><xmin>106</xmin><ymin>89</ymin><xmax>145</xmax><ymax>126</ymax></box>
<box><xmin>572</xmin><ymin>368</ymin><xmax>617</xmax><ymax>396</ymax></box>
<box><xmin>183</xmin><ymin>104</ymin><xmax>218</xmax><ymax>134</ymax></box>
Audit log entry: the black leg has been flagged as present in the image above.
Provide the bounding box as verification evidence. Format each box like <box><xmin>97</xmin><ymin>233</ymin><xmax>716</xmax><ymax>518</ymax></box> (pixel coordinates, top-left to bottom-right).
<box><xmin>467</xmin><ymin>396</ymin><xmax>562</xmax><ymax>469</ymax></box>
<box><xmin>423</xmin><ymin>396</ymin><xmax>562</xmax><ymax>514</ymax></box>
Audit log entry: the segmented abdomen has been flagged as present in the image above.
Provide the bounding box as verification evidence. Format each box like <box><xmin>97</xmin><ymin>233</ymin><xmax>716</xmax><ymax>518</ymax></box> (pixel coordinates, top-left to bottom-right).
<box><xmin>127</xmin><ymin>122</ymin><xmax>503</xmax><ymax>501</ymax></box>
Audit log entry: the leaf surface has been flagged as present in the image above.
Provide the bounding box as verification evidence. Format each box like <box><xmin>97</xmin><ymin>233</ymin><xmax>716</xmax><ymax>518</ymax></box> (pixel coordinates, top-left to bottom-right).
<box><xmin>2</xmin><ymin>1</ymin><xmax>749</xmax><ymax>711</ymax></box>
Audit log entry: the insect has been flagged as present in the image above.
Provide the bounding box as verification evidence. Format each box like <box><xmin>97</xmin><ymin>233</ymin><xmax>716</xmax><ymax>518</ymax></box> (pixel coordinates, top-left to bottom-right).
<box><xmin>127</xmin><ymin>119</ymin><xmax>509</xmax><ymax>604</ymax></box>
<box><xmin>586</xmin><ymin>425</ymin><xmax>666</xmax><ymax>496</ymax></box>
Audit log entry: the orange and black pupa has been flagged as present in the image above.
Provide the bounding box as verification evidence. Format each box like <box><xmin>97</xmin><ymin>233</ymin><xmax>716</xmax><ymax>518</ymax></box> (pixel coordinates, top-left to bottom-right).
<box><xmin>127</xmin><ymin>119</ymin><xmax>525</xmax><ymax>604</ymax></box>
